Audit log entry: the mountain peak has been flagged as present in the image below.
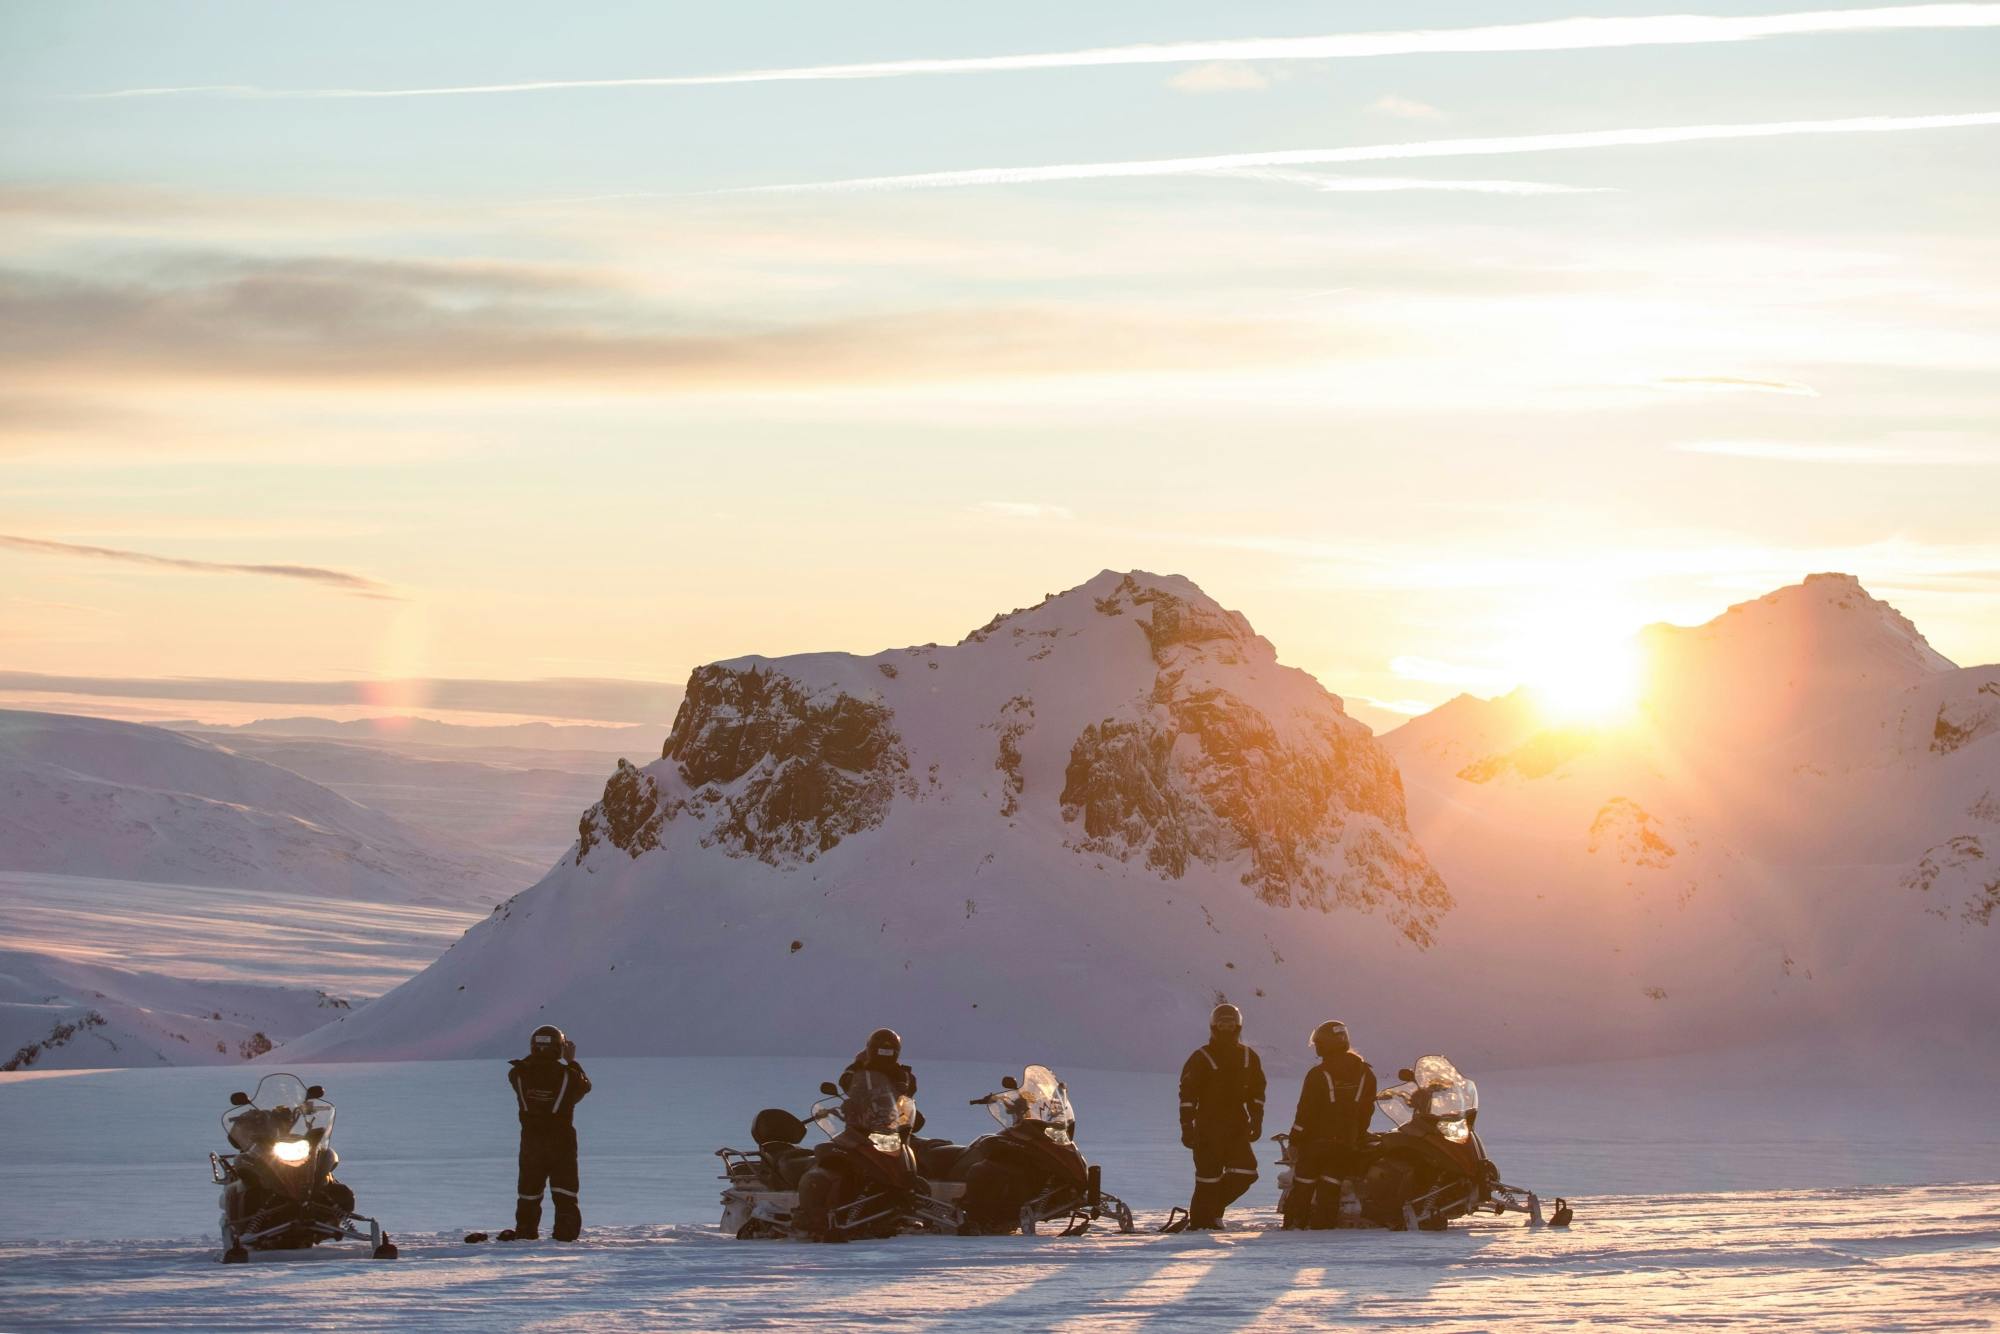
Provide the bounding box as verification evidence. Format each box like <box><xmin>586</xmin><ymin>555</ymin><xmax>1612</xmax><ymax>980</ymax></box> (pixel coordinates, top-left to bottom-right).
<box><xmin>1643</xmin><ymin>573</ymin><xmax>1956</xmax><ymax>676</ymax></box>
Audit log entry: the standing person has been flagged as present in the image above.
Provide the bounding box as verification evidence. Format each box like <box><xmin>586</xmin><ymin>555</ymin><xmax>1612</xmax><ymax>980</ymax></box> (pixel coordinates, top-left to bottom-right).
<box><xmin>1167</xmin><ymin>1003</ymin><xmax>1266</xmax><ymax>1232</ymax></box>
<box><xmin>501</xmin><ymin>1024</ymin><xmax>591</xmax><ymax>1242</ymax></box>
<box><xmin>1282</xmin><ymin>1020</ymin><xmax>1378</xmax><ymax>1230</ymax></box>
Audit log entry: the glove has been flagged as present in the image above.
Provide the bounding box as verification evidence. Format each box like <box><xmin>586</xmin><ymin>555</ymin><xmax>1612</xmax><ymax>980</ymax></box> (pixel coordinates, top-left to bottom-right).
<box><xmin>561</xmin><ymin>1039</ymin><xmax>577</xmax><ymax>1062</ymax></box>
<box><xmin>1180</xmin><ymin>1123</ymin><xmax>1197</xmax><ymax>1150</ymax></box>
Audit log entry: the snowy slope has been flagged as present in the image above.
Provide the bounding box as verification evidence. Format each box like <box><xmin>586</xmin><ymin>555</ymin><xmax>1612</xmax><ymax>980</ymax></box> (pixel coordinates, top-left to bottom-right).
<box><xmin>289</xmin><ymin>571</ymin><xmax>1450</xmax><ymax>1068</ymax></box>
<box><xmin>1383</xmin><ymin>573</ymin><xmax>1999</xmax><ymax>1058</ymax></box>
<box><xmin>0</xmin><ymin>710</ymin><xmax>525</xmax><ymax>908</ymax></box>
<box><xmin>0</xmin><ymin>947</ymin><xmax>355</xmax><ymax>1072</ymax></box>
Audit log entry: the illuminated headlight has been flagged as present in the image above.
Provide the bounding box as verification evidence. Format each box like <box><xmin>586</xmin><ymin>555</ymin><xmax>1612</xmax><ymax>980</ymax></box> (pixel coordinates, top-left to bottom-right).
<box><xmin>1437</xmin><ymin>1118</ymin><xmax>1470</xmax><ymax>1144</ymax></box>
<box><xmin>270</xmin><ymin>1139</ymin><xmax>313</xmax><ymax>1166</ymax></box>
<box><xmin>868</xmin><ymin>1132</ymin><xmax>902</xmax><ymax>1154</ymax></box>
<box><xmin>1042</xmin><ymin>1127</ymin><xmax>1072</xmax><ymax>1146</ymax></box>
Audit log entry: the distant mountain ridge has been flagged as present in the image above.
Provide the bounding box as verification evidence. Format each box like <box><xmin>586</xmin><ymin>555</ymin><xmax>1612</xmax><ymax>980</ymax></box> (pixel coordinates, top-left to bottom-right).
<box><xmin>0</xmin><ymin>709</ymin><xmax>522</xmax><ymax>907</ymax></box>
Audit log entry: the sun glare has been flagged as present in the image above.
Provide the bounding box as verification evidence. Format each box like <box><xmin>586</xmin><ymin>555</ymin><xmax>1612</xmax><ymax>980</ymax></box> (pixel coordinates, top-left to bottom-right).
<box><xmin>1517</xmin><ymin>625</ymin><xmax>1644</xmax><ymax>726</ymax></box>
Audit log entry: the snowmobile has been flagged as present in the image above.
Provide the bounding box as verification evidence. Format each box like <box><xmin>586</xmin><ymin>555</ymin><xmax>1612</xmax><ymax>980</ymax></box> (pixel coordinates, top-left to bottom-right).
<box><xmin>915</xmin><ymin>1065</ymin><xmax>1135</xmax><ymax>1236</ymax></box>
<box><xmin>210</xmin><ymin>1072</ymin><xmax>398</xmax><ymax>1263</ymax></box>
<box><xmin>717</xmin><ymin>1070</ymin><xmax>964</xmax><ymax>1241</ymax></box>
<box><xmin>1274</xmin><ymin>1054</ymin><xmax>1570</xmax><ymax>1232</ymax></box>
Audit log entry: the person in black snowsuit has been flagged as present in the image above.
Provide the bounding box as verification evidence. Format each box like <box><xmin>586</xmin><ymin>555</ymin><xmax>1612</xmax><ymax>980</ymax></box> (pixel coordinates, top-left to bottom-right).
<box><xmin>1171</xmin><ymin>1003</ymin><xmax>1266</xmax><ymax>1231</ymax></box>
<box><xmin>794</xmin><ymin>1028</ymin><xmax>916</xmax><ymax>1238</ymax></box>
<box><xmin>504</xmin><ymin>1024</ymin><xmax>591</xmax><ymax>1241</ymax></box>
<box><xmin>1282</xmin><ymin>1020</ymin><xmax>1377</xmax><ymax>1230</ymax></box>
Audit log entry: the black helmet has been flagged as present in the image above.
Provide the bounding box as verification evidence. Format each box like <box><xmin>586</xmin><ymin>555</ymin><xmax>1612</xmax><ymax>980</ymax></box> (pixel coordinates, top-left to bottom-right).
<box><xmin>1209</xmin><ymin>1003</ymin><xmax>1243</xmax><ymax>1032</ymax></box>
<box><xmin>529</xmin><ymin>1024</ymin><xmax>566</xmax><ymax>1057</ymax></box>
<box><xmin>865</xmin><ymin>1028</ymin><xmax>902</xmax><ymax>1060</ymax></box>
<box><xmin>1311</xmin><ymin>1020</ymin><xmax>1351</xmax><ymax>1059</ymax></box>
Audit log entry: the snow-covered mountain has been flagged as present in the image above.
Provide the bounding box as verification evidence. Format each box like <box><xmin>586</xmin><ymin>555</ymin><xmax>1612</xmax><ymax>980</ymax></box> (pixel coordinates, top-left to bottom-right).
<box><xmin>0</xmin><ymin>710</ymin><xmax>522</xmax><ymax>908</ymax></box>
<box><xmin>289</xmin><ymin>571</ymin><xmax>1451</xmax><ymax>1068</ymax></box>
<box><xmin>1384</xmin><ymin>573</ymin><xmax>1997</xmax><ymax>1056</ymax></box>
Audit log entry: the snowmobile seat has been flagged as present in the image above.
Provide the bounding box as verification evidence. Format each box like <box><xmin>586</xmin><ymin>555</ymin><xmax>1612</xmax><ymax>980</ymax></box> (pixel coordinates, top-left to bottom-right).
<box><xmin>912</xmin><ymin>1138</ymin><xmax>971</xmax><ymax>1179</ymax></box>
<box><xmin>759</xmin><ymin>1143</ymin><xmax>818</xmax><ymax>1189</ymax></box>
<box><xmin>751</xmin><ymin>1108</ymin><xmax>809</xmax><ymax>1146</ymax></box>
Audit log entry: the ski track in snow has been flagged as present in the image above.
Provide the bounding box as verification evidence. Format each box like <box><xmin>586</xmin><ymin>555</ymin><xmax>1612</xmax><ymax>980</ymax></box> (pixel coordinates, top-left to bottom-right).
<box><xmin>0</xmin><ymin>1185</ymin><xmax>1995</xmax><ymax>1331</ymax></box>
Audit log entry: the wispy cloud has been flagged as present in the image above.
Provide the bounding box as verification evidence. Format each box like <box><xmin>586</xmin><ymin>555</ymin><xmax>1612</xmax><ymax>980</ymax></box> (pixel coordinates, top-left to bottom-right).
<box><xmin>1679</xmin><ymin>438</ymin><xmax>1997</xmax><ymax>463</ymax></box>
<box><xmin>85</xmin><ymin>5</ymin><xmax>2000</xmax><ymax>99</ymax></box>
<box><xmin>740</xmin><ymin>111</ymin><xmax>2000</xmax><ymax>193</ymax></box>
<box><xmin>1209</xmin><ymin>167</ymin><xmax>1602</xmax><ymax>196</ymax></box>
<box><xmin>1368</xmin><ymin>95</ymin><xmax>1447</xmax><ymax>122</ymax></box>
<box><xmin>1167</xmin><ymin>61</ymin><xmax>1274</xmax><ymax>94</ymax></box>
<box><xmin>0</xmin><ymin>256</ymin><xmax>1335</xmax><ymax>391</ymax></box>
<box><xmin>1653</xmin><ymin>374</ymin><xmax>1820</xmax><ymax>396</ymax></box>
<box><xmin>0</xmin><ymin>533</ymin><xmax>395</xmax><ymax>599</ymax></box>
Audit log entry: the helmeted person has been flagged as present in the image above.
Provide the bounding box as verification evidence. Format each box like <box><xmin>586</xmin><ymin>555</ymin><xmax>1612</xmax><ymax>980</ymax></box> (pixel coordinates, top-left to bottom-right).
<box><xmin>503</xmin><ymin>1024</ymin><xmax>591</xmax><ymax>1242</ymax></box>
<box><xmin>1282</xmin><ymin>1020</ymin><xmax>1377</xmax><ymax>1230</ymax></box>
<box><xmin>1172</xmin><ymin>1003</ymin><xmax>1266</xmax><ymax>1231</ymax></box>
<box><xmin>795</xmin><ymin>1027</ymin><xmax>919</xmax><ymax>1239</ymax></box>
<box><xmin>839</xmin><ymin>1027</ymin><xmax>917</xmax><ymax>1101</ymax></box>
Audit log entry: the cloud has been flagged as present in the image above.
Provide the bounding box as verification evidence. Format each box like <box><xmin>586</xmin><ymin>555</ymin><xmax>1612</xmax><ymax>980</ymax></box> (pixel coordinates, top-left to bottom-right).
<box><xmin>0</xmin><ymin>533</ymin><xmax>395</xmax><ymax>599</ymax></box>
<box><xmin>1678</xmin><ymin>438</ymin><xmax>1997</xmax><ymax>463</ymax></box>
<box><xmin>975</xmin><ymin>501</ymin><xmax>1076</xmax><ymax>521</ymax></box>
<box><xmin>1368</xmin><ymin>95</ymin><xmax>1446</xmax><ymax>122</ymax></box>
<box><xmin>1209</xmin><ymin>167</ymin><xmax>1601</xmax><ymax>196</ymax></box>
<box><xmin>0</xmin><ymin>256</ymin><xmax>1334</xmax><ymax>391</ymax></box>
<box><xmin>739</xmin><ymin>110</ymin><xmax>2000</xmax><ymax>193</ymax></box>
<box><xmin>0</xmin><ymin>672</ymin><xmax>683</xmax><ymax>724</ymax></box>
<box><xmin>86</xmin><ymin>5</ymin><xmax>2000</xmax><ymax>99</ymax></box>
<box><xmin>1167</xmin><ymin>61</ymin><xmax>1273</xmax><ymax>94</ymax></box>
<box><xmin>1653</xmin><ymin>374</ymin><xmax>1820</xmax><ymax>396</ymax></box>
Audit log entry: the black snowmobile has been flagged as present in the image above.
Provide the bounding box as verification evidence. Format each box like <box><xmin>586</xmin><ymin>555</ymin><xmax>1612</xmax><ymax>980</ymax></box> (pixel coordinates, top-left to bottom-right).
<box><xmin>717</xmin><ymin>1070</ymin><xmax>963</xmax><ymax>1241</ymax></box>
<box><xmin>1274</xmin><ymin>1054</ymin><xmax>1569</xmax><ymax>1231</ymax></box>
<box><xmin>210</xmin><ymin>1073</ymin><xmax>397</xmax><ymax>1263</ymax></box>
<box><xmin>915</xmin><ymin>1065</ymin><xmax>1134</xmax><ymax>1235</ymax></box>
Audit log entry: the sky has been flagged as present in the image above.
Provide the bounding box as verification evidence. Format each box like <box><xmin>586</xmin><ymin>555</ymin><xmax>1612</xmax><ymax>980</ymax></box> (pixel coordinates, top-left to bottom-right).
<box><xmin>3</xmin><ymin>1</ymin><xmax>1997</xmax><ymax>731</ymax></box>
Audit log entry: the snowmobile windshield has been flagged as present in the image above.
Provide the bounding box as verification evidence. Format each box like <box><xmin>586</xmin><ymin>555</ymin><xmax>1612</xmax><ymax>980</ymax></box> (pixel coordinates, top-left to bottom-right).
<box><xmin>222</xmin><ymin>1072</ymin><xmax>334</xmax><ymax>1150</ymax></box>
<box><xmin>1377</xmin><ymin>1056</ymin><xmax>1477</xmax><ymax>1134</ymax></box>
<box><xmin>988</xmin><ymin>1065</ymin><xmax>1076</xmax><ymax>1134</ymax></box>
<box><xmin>841</xmin><ymin>1070</ymin><xmax>916</xmax><ymax>1136</ymax></box>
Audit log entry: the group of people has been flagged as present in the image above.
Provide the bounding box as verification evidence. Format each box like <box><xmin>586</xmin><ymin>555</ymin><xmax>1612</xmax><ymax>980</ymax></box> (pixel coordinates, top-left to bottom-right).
<box><xmin>1173</xmin><ymin>1003</ymin><xmax>1376</xmax><ymax>1232</ymax></box>
<box><xmin>497</xmin><ymin>1009</ymin><xmax>1377</xmax><ymax>1241</ymax></box>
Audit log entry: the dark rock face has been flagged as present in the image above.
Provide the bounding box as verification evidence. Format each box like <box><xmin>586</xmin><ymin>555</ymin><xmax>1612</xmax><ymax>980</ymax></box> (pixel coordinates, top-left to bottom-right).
<box><xmin>576</xmin><ymin>664</ymin><xmax>913</xmax><ymax>868</ymax></box>
<box><xmin>575</xmin><ymin>759</ymin><xmax>666</xmax><ymax>863</ymax></box>
<box><xmin>1061</xmin><ymin>576</ymin><xmax>1450</xmax><ymax>945</ymax></box>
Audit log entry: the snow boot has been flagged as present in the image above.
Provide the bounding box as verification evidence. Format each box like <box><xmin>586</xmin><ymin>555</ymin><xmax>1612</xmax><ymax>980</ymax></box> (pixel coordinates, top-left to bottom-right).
<box><xmin>497</xmin><ymin>1228</ymin><xmax>538</xmax><ymax>1242</ymax></box>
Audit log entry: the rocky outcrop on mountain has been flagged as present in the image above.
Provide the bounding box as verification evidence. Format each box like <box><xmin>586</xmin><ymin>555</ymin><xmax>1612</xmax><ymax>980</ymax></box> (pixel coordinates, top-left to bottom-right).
<box><xmin>574</xmin><ymin>759</ymin><xmax>665</xmax><ymax>863</ymax></box>
<box><xmin>1059</xmin><ymin>579</ymin><xmax>1446</xmax><ymax>940</ymax></box>
<box><xmin>1930</xmin><ymin>680</ymin><xmax>2000</xmax><ymax>756</ymax></box>
<box><xmin>1904</xmin><ymin>836</ymin><xmax>1996</xmax><ymax>927</ymax></box>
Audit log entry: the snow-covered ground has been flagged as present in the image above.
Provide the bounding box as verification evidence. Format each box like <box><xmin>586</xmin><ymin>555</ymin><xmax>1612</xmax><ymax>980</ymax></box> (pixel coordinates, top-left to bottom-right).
<box><xmin>1</xmin><ymin>1052</ymin><xmax>1994</xmax><ymax>1330</ymax></box>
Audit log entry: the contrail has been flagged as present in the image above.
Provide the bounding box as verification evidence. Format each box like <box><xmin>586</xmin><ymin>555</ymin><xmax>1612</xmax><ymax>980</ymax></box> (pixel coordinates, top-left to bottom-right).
<box><xmin>85</xmin><ymin>4</ymin><xmax>2000</xmax><ymax>99</ymax></box>
<box><xmin>0</xmin><ymin>533</ymin><xmax>397</xmax><ymax>599</ymax></box>
<box><xmin>736</xmin><ymin>111</ymin><xmax>2000</xmax><ymax>193</ymax></box>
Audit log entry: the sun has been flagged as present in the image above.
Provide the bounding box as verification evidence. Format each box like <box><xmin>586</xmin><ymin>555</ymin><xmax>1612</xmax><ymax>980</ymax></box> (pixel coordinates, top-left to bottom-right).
<box><xmin>1518</xmin><ymin>626</ymin><xmax>1644</xmax><ymax>727</ymax></box>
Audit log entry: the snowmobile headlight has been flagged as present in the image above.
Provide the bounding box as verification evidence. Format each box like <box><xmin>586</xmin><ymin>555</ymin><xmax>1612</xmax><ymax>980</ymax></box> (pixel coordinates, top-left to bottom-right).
<box><xmin>1042</xmin><ymin>1126</ymin><xmax>1072</xmax><ymax>1146</ymax></box>
<box><xmin>1437</xmin><ymin>1118</ymin><xmax>1470</xmax><ymax>1144</ymax></box>
<box><xmin>868</xmin><ymin>1132</ymin><xmax>902</xmax><ymax>1154</ymax></box>
<box><xmin>271</xmin><ymin>1138</ymin><xmax>313</xmax><ymax>1166</ymax></box>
